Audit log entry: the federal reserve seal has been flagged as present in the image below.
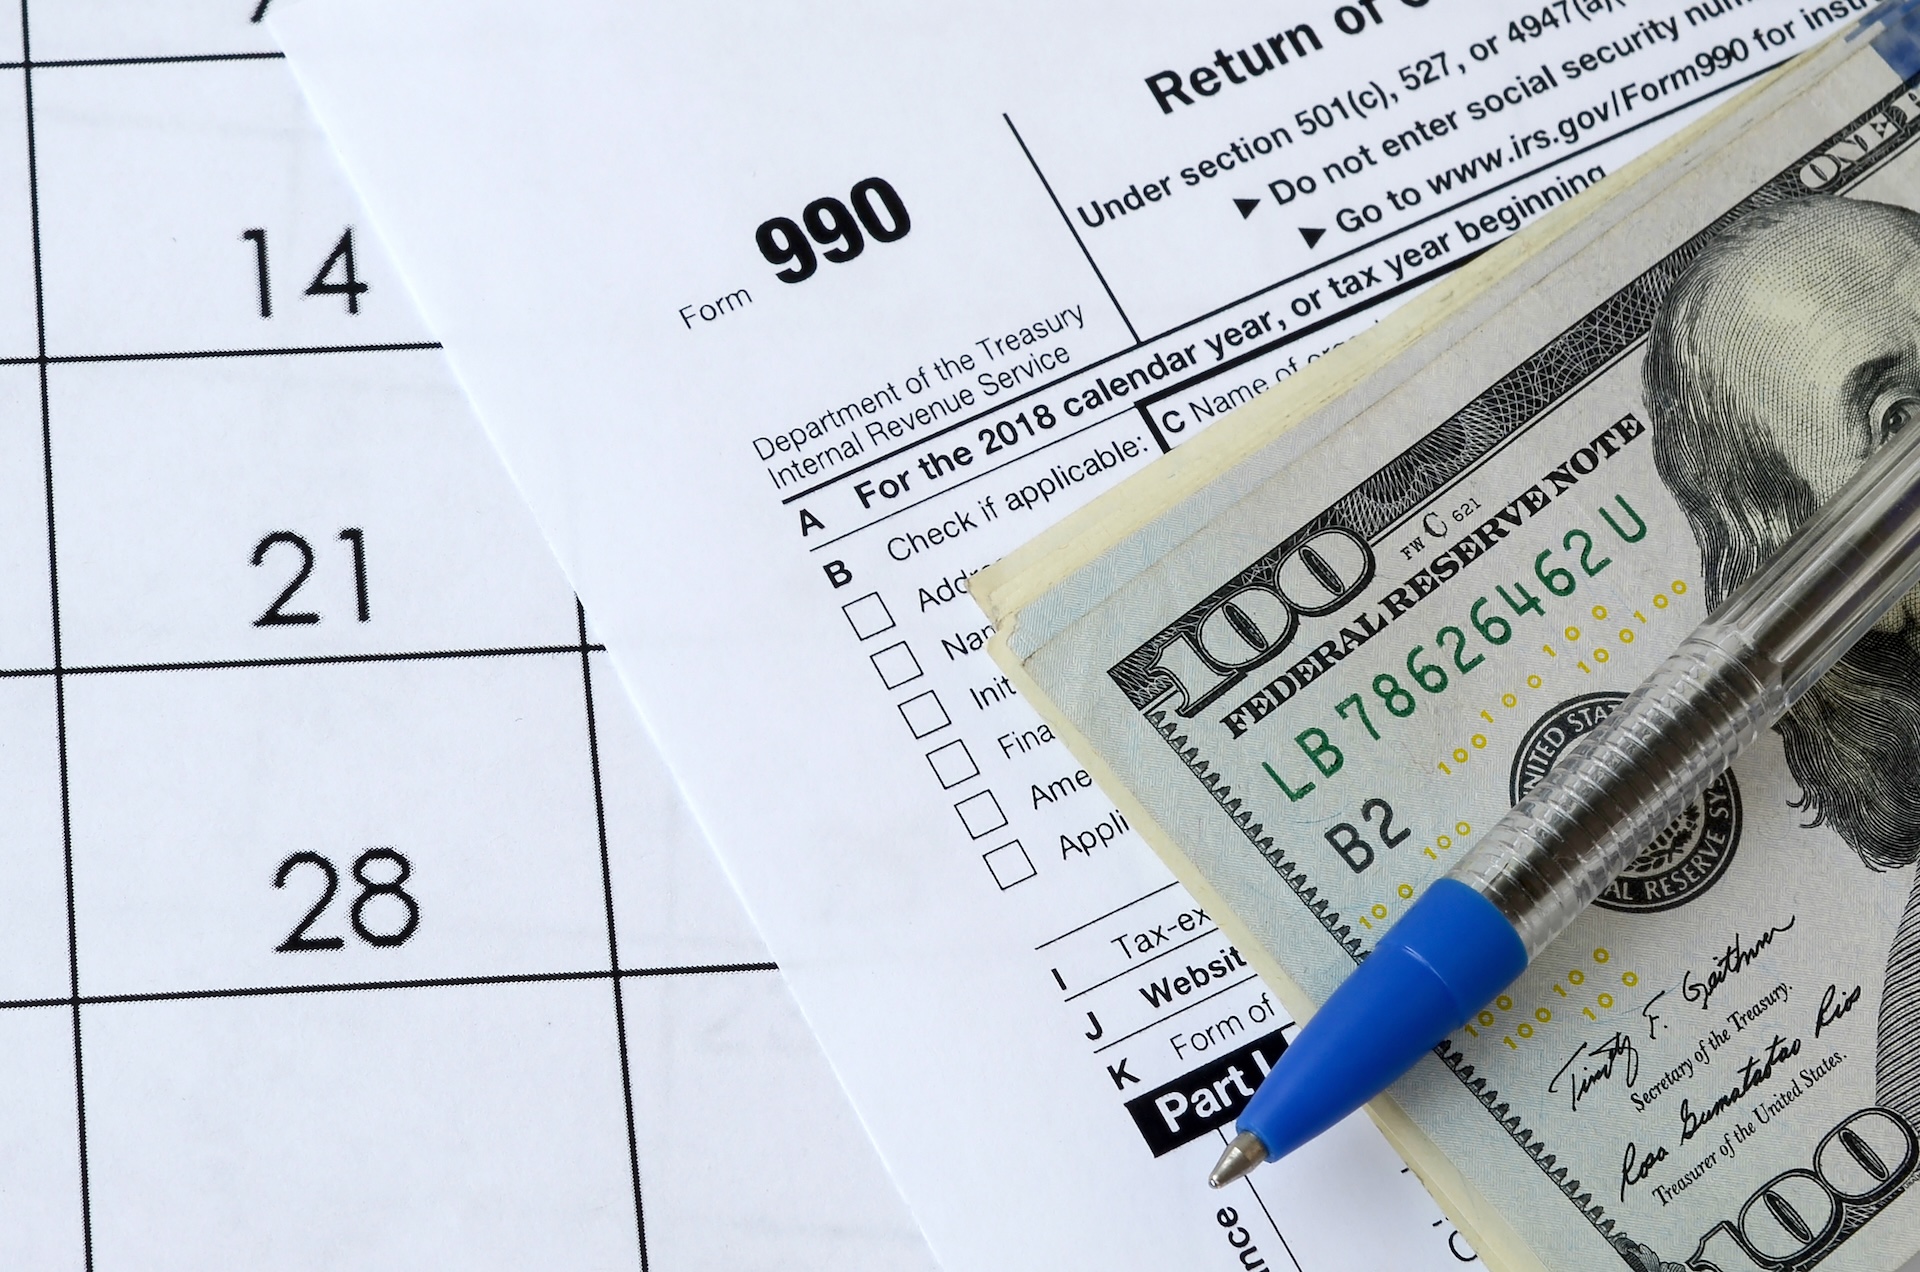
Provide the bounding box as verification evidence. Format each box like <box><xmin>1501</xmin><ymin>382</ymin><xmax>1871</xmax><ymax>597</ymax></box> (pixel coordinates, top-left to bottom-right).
<box><xmin>1510</xmin><ymin>692</ymin><xmax>1742</xmax><ymax>913</ymax></box>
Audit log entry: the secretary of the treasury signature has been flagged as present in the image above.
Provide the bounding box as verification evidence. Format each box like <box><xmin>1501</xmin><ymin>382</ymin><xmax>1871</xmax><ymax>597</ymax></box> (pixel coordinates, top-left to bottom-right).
<box><xmin>1679</xmin><ymin>917</ymin><xmax>1795</xmax><ymax>1011</ymax></box>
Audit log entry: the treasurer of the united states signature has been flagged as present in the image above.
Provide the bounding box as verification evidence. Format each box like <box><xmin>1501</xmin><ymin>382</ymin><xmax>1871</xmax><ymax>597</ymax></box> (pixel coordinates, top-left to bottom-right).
<box><xmin>1550</xmin><ymin>919</ymin><xmax>1798</xmax><ymax>1119</ymax></box>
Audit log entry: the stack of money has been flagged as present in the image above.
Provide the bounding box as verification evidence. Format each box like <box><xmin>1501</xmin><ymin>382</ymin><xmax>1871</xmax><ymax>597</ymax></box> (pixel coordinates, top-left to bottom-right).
<box><xmin>977</xmin><ymin>8</ymin><xmax>1920</xmax><ymax>1269</ymax></box>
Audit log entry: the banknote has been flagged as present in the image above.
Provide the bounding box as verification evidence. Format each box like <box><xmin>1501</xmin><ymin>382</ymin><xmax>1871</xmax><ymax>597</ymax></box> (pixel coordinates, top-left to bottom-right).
<box><xmin>978</xmin><ymin>15</ymin><xmax>1920</xmax><ymax>1272</ymax></box>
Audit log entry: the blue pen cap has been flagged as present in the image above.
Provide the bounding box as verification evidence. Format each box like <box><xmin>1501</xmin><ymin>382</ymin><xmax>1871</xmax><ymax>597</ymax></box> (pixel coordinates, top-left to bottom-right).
<box><xmin>1239</xmin><ymin>877</ymin><xmax>1527</xmax><ymax>1161</ymax></box>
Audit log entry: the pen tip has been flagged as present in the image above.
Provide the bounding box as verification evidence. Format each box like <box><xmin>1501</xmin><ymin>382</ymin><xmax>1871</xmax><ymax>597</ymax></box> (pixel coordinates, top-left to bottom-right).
<box><xmin>1208</xmin><ymin>1132</ymin><xmax>1268</xmax><ymax>1188</ymax></box>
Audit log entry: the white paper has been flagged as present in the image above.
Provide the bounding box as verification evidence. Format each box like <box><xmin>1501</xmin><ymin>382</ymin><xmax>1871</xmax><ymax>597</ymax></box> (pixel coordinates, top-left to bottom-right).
<box><xmin>274</xmin><ymin>1</ymin><xmax>1839</xmax><ymax>1267</ymax></box>
<box><xmin>0</xmin><ymin>5</ymin><xmax>932</xmax><ymax>1269</ymax></box>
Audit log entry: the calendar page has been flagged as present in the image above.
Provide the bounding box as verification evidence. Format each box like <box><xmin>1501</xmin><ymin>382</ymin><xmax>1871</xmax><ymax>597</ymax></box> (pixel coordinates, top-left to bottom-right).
<box><xmin>0</xmin><ymin>5</ymin><xmax>935</xmax><ymax>1270</ymax></box>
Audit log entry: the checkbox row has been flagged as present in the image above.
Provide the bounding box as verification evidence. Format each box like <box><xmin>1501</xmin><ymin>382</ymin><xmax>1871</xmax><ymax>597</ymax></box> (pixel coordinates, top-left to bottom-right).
<box><xmin>841</xmin><ymin>590</ymin><xmax>897</xmax><ymax>641</ymax></box>
<box><xmin>898</xmin><ymin>689</ymin><xmax>948</xmax><ymax>738</ymax></box>
<box><xmin>983</xmin><ymin>839</ymin><xmax>1034</xmax><ymax>889</ymax></box>
<box><xmin>954</xmin><ymin>788</ymin><xmax>1006</xmax><ymax>839</ymax></box>
<box><xmin>926</xmin><ymin>738</ymin><xmax>977</xmax><ymax>789</ymax></box>
<box><xmin>870</xmin><ymin>640</ymin><xmax>921</xmax><ymax>690</ymax></box>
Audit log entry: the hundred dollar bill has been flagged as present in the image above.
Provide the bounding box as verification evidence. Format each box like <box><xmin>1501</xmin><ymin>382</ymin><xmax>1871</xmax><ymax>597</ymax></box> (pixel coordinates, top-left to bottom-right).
<box><xmin>977</xmin><ymin>15</ymin><xmax>1920</xmax><ymax>1272</ymax></box>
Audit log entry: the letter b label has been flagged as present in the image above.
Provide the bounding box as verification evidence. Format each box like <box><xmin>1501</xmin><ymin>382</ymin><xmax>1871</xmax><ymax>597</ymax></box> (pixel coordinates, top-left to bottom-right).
<box><xmin>1296</xmin><ymin>727</ymin><xmax>1343</xmax><ymax>776</ymax></box>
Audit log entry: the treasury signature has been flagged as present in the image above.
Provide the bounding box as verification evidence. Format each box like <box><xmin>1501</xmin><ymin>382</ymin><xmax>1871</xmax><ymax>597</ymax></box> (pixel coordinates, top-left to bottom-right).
<box><xmin>1816</xmin><ymin>982</ymin><xmax>1862</xmax><ymax>1038</ymax></box>
<box><xmin>1679</xmin><ymin>1033</ymin><xmax>1801</xmax><ymax>1142</ymax></box>
<box><xmin>1682</xmin><ymin>917</ymin><xmax>1796</xmax><ymax>1011</ymax></box>
<box><xmin>1549</xmin><ymin>1031</ymin><xmax>1641</xmax><ymax>1112</ymax></box>
<box><xmin>1620</xmin><ymin>1140</ymin><xmax>1670</xmax><ymax>1202</ymax></box>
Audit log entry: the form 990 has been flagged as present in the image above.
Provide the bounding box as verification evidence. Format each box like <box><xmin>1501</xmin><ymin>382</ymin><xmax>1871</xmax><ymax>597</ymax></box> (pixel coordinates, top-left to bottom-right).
<box><xmin>755</xmin><ymin>177</ymin><xmax>910</xmax><ymax>283</ymax></box>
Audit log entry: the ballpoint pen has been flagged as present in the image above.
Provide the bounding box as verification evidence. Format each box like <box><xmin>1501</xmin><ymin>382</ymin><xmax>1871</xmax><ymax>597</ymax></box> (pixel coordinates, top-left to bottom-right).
<box><xmin>1210</xmin><ymin>408</ymin><xmax>1920</xmax><ymax>1187</ymax></box>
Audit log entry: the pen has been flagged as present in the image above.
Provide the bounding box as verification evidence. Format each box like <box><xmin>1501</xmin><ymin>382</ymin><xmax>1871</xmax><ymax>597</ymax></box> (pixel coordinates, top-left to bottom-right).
<box><xmin>1209</xmin><ymin>410</ymin><xmax>1920</xmax><ymax>1187</ymax></box>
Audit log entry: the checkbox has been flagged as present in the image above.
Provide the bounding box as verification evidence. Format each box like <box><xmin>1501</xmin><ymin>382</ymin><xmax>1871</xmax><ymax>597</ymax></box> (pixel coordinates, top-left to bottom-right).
<box><xmin>925</xmin><ymin>739</ymin><xmax>979</xmax><ymax>789</ymax></box>
<box><xmin>870</xmin><ymin>641</ymin><xmax>923</xmax><ymax>689</ymax></box>
<box><xmin>840</xmin><ymin>592</ymin><xmax>896</xmax><ymax>640</ymax></box>
<box><xmin>954</xmin><ymin>789</ymin><xmax>1007</xmax><ymax>839</ymax></box>
<box><xmin>898</xmin><ymin>691</ymin><xmax>950</xmax><ymax>739</ymax></box>
<box><xmin>983</xmin><ymin>840</ymin><xmax>1036</xmax><ymax>889</ymax></box>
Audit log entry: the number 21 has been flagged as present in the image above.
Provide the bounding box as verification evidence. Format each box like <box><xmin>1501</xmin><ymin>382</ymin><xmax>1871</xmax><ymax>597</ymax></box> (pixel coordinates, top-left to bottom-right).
<box><xmin>252</xmin><ymin>528</ymin><xmax>371</xmax><ymax>626</ymax></box>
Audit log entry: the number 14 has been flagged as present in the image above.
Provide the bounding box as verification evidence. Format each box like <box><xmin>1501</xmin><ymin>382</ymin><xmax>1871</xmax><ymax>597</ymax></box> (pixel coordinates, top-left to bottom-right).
<box><xmin>241</xmin><ymin>227</ymin><xmax>369</xmax><ymax>318</ymax></box>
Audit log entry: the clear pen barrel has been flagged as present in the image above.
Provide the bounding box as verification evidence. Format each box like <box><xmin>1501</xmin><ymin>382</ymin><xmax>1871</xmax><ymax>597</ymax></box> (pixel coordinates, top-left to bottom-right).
<box><xmin>1449</xmin><ymin>418</ymin><xmax>1920</xmax><ymax>957</ymax></box>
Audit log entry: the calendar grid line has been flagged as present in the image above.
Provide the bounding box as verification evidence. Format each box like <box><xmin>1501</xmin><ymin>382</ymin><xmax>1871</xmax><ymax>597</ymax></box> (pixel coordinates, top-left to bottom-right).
<box><xmin>579</xmin><ymin>599</ymin><xmax>653</xmax><ymax>1272</ymax></box>
<box><xmin>19</xmin><ymin>1</ymin><xmax>95</xmax><ymax>1265</ymax></box>
<box><xmin>31</xmin><ymin>51</ymin><xmax>286</xmax><ymax>70</ymax></box>
<box><xmin>0</xmin><ymin>640</ymin><xmax>611</xmax><ymax>679</ymax></box>
<box><xmin>36</xmin><ymin>339</ymin><xmax>443</xmax><ymax>364</ymax></box>
<box><xmin>0</xmin><ymin>342</ymin><xmax>446</xmax><ymax>366</ymax></box>
<box><xmin>0</xmin><ymin>52</ymin><xmax>286</xmax><ymax>73</ymax></box>
<box><xmin>0</xmin><ymin>960</ymin><xmax>784</xmax><ymax>1014</ymax></box>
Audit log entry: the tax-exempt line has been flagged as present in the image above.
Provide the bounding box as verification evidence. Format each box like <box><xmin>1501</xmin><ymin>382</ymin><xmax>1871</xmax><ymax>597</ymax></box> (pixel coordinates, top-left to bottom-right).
<box><xmin>1064</xmin><ymin>925</ymin><xmax>1223</xmax><ymax>1003</ymax></box>
<box><xmin>1034</xmin><ymin>880</ymin><xmax>1181</xmax><ymax>950</ymax></box>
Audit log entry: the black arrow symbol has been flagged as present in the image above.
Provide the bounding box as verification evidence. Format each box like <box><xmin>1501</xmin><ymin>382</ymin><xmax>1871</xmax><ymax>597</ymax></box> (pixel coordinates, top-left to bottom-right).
<box><xmin>1234</xmin><ymin>196</ymin><xmax>1261</xmax><ymax>219</ymax></box>
<box><xmin>1299</xmin><ymin>226</ymin><xmax>1326</xmax><ymax>248</ymax></box>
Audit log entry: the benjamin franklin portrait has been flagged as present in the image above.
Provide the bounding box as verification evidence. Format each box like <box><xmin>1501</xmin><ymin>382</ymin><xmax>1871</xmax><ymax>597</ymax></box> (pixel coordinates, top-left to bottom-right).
<box><xmin>1644</xmin><ymin>192</ymin><xmax>1920</xmax><ymax>1122</ymax></box>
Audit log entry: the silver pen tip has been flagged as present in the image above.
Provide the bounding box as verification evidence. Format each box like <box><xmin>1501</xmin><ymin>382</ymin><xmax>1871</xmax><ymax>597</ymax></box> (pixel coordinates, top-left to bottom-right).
<box><xmin>1208</xmin><ymin>1132</ymin><xmax>1268</xmax><ymax>1188</ymax></box>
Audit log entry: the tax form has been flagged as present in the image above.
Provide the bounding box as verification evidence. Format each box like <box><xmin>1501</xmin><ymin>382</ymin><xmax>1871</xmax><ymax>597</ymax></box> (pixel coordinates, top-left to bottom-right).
<box><xmin>0</xmin><ymin>4</ymin><xmax>932</xmax><ymax>1268</ymax></box>
<box><xmin>276</xmin><ymin>1</ymin><xmax>1832</xmax><ymax>1267</ymax></box>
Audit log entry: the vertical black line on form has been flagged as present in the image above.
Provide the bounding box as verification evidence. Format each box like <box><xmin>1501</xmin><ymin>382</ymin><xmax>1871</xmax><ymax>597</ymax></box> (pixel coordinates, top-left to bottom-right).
<box><xmin>1002</xmin><ymin>113</ymin><xmax>1140</xmax><ymax>344</ymax></box>
<box><xmin>577</xmin><ymin>601</ymin><xmax>650</xmax><ymax>1272</ymax></box>
<box><xmin>1235</xmin><ymin>1135</ymin><xmax>1303</xmax><ymax>1272</ymax></box>
<box><xmin>20</xmin><ymin>2</ymin><xmax>94</xmax><ymax>1268</ymax></box>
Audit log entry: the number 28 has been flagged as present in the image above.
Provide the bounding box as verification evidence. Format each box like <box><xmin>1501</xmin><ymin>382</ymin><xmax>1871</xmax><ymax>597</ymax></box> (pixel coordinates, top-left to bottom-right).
<box><xmin>275</xmin><ymin>848</ymin><xmax>420</xmax><ymax>951</ymax></box>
